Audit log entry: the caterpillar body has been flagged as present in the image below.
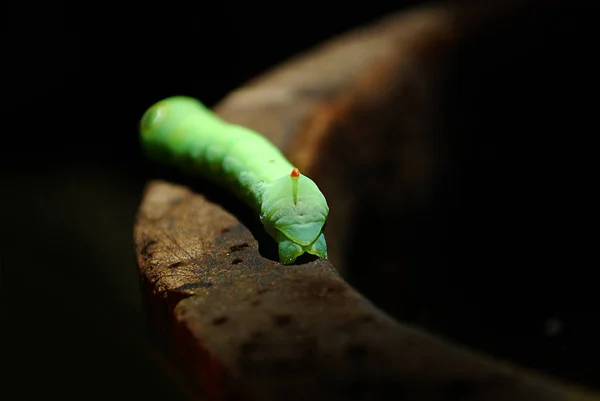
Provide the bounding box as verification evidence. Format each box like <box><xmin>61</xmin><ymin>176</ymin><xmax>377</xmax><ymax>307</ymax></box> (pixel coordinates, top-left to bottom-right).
<box><xmin>139</xmin><ymin>96</ymin><xmax>329</xmax><ymax>264</ymax></box>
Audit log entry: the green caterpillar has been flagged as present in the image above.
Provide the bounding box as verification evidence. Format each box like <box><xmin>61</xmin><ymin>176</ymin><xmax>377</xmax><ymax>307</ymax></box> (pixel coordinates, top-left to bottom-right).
<box><xmin>139</xmin><ymin>96</ymin><xmax>329</xmax><ymax>264</ymax></box>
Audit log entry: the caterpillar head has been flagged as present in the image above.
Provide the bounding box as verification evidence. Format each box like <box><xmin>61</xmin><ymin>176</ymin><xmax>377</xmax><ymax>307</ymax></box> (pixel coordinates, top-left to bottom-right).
<box><xmin>260</xmin><ymin>168</ymin><xmax>329</xmax><ymax>264</ymax></box>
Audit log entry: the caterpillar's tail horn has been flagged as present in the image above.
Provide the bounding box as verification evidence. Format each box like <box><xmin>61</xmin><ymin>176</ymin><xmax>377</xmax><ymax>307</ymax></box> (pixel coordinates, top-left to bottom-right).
<box><xmin>290</xmin><ymin>168</ymin><xmax>300</xmax><ymax>205</ymax></box>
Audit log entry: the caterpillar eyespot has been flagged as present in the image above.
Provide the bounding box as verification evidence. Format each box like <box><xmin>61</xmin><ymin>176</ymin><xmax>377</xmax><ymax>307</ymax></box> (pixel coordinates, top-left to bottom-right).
<box><xmin>139</xmin><ymin>96</ymin><xmax>329</xmax><ymax>265</ymax></box>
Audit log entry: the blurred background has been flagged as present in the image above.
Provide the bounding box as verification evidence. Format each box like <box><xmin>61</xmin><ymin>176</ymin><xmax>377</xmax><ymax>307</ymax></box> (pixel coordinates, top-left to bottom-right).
<box><xmin>1</xmin><ymin>1</ymin><xmax>598</xmax><ymax>400</ymax></box>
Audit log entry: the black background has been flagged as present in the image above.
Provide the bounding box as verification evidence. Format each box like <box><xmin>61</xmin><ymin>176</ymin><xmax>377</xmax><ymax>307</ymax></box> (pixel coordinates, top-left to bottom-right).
<box><xmin>1</xmin><ymin>1</ymin><xmax>599</xmax><ymax>400</ymax></box>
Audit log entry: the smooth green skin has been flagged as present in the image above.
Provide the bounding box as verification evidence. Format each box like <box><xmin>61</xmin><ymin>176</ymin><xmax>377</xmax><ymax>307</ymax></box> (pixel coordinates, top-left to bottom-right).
<box><xmin>139</xmin><ymin>96</ymin><xmax>329</xmax><ymax>264</ymax></box>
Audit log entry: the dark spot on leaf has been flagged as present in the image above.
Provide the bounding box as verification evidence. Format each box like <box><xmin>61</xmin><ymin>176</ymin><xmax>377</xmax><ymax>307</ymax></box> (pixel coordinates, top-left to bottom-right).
<box><xmin>169</xmin><ymin>196</ymin><xmax>185</xmax><ymax>206</ymax></box>
<box><xmin>251</xmin><ymin>299</ymin><xmax>261</xmax><ymax>306</ymax></box>
<box><xmin>212</xmin><ymin>316</ymin><xmax>229</xmax><ymax>326</ymax></box>
<box><xmin>140</xmin><ymin>240</ymin><xmax>157</xmax><ymax>257</ymax></box>
<box><xmin>323</xmin><ymin>282</ymin><xmax>345</xmax><ymax>294</ymax></box>
<box><xmin>230</xmin><ymin>243</ymin><xmax>249</xmax><ymax>252</ymax></box>
<box><xmin>345</xmin><ymin>343</ymin><xmax>368</xmax><ymax>359</ymax></box>
<box><xmin>358</xmin><ymin>315</ymin><xmax>375</xmax><ymax>323</ymax></box>
<box><xmin>174</xmin><ymin>281</ymin><xmax>212</xmax><ymax>291</ymax></box>
<box><xmin>231</xmin><ymin>258</ymin><xmax>243</xmax><ymax>265</ymax></box>
<box><xmin>273</xmin><ymin>314</ymin><xmax>292</xmax><ymax>327</ymax></box>
<box><xmin>240</xmin><ymin>340</ymin><xmax>260</xmax><ymax>355</ymax></box>
<box><xmin>257</xmin><ymin>288</ymin><xmax>269</xmax><ymax>295</ymax></box>
<box><xmin>250</xmin><ymin>331</ymin><xmax>265</xmax><ymax>340</ymax></box>
<box><xmin>221</xmin><ymin>227</ymin><xmax>230</xmax><ymax>234</ymax></box>
<box><xmin>168</xmin><ymin>261</ymin><xmax>188</xmax><ymax>269</ymax></box>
